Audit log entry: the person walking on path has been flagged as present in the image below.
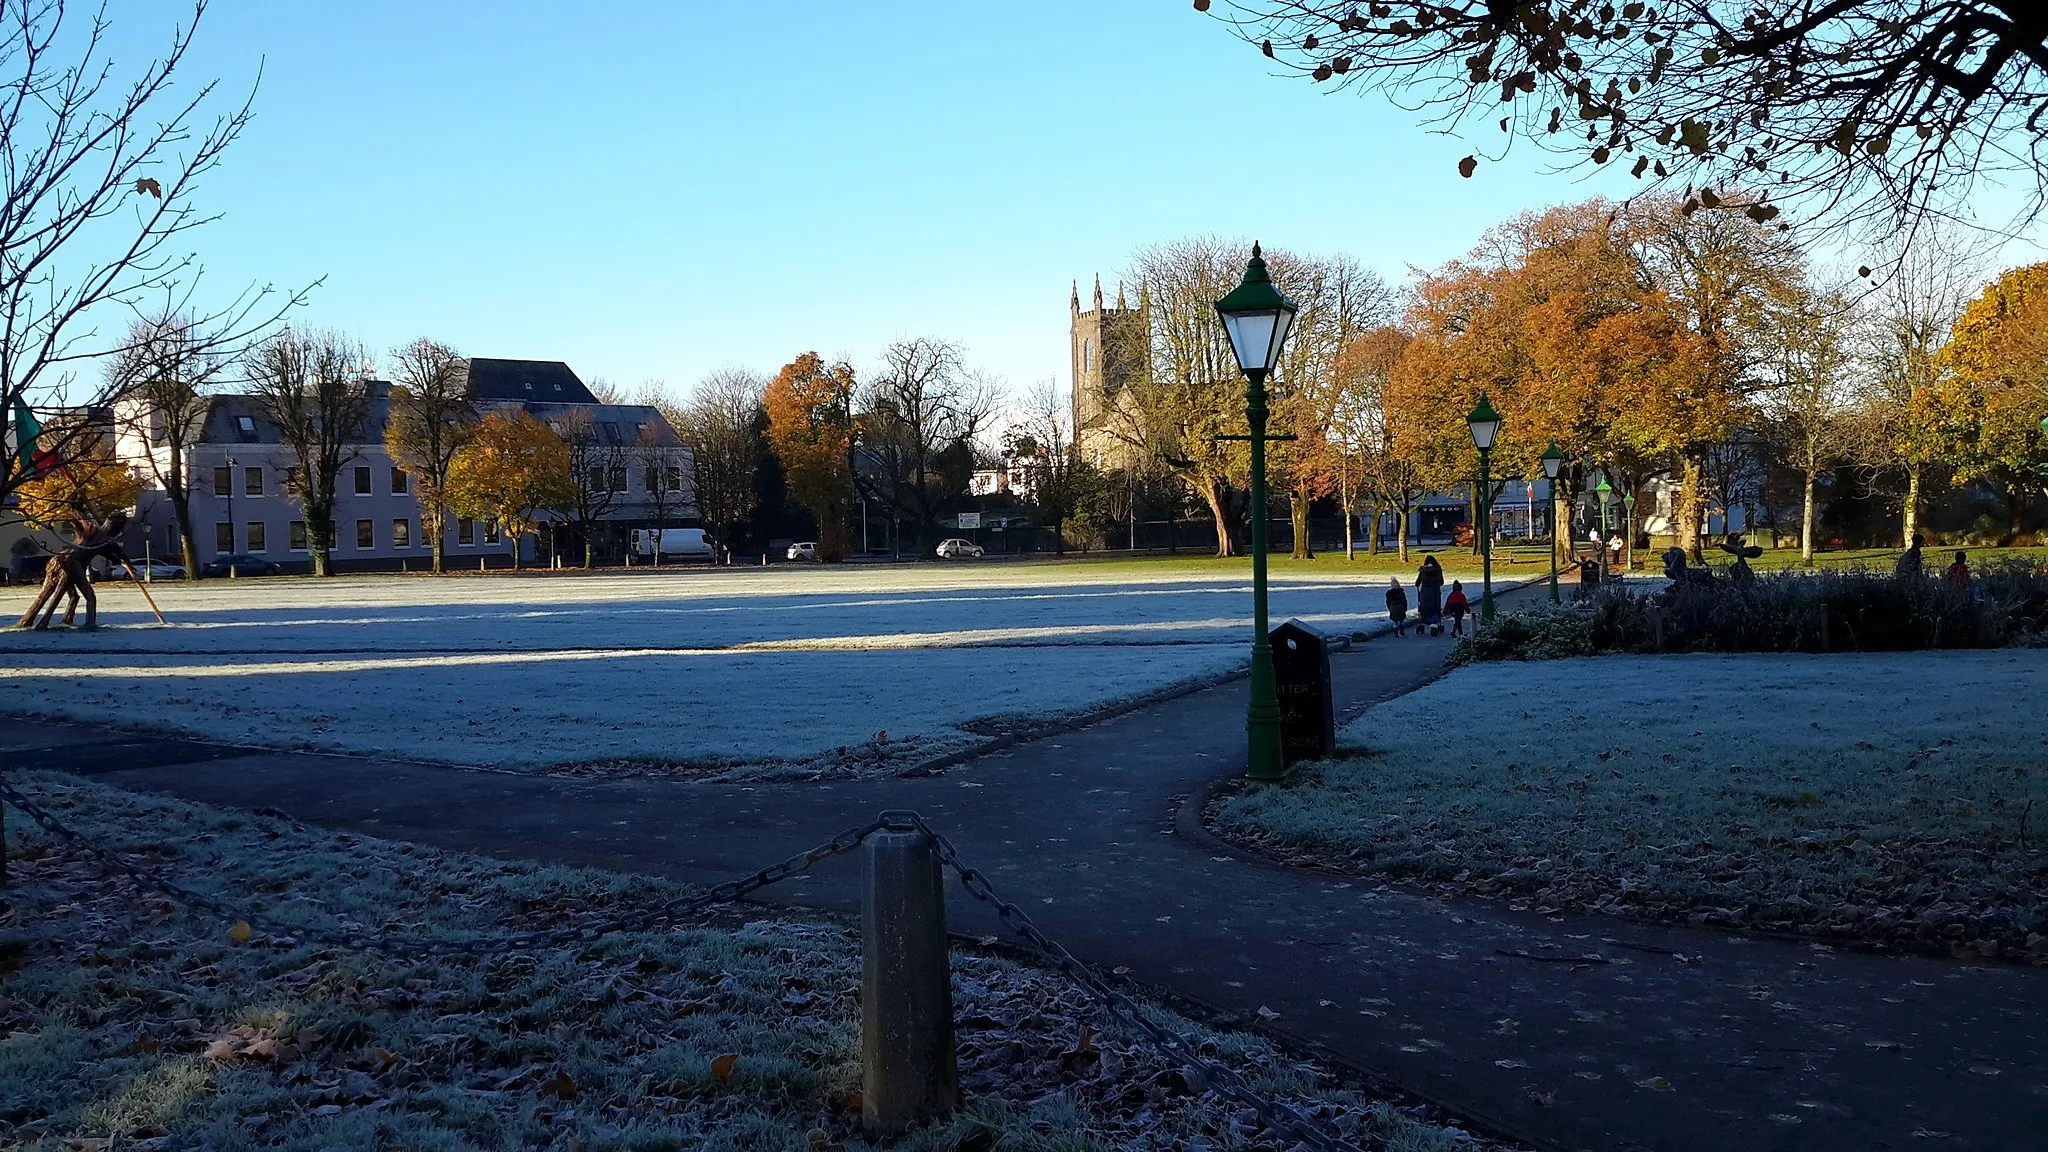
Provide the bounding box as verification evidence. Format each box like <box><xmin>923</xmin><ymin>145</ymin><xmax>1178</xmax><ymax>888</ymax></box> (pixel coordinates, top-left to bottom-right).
<box><xmin>1896</xmin><ymin>535</ymin><xmax>1924</xmax><ymax>579</ymax></box>
<box><xmin>1445</xmin><ymin>581</ymin><xmax>1470</xmax><ymax>637</ymax></box>
<box><xmin>1415</xmin><ymin>555</ymin><xmax>1445</xmax><ymax>636</ymax></box>
<box><xmin>1385</xmin><ymin>577</ymin><xmax>1409</xmax><ymax>636</ymax></box>
<box><xmin>1947</xmin><ymin>550</ymin><xmax>1971</xmax><ymax>593</ymax></box>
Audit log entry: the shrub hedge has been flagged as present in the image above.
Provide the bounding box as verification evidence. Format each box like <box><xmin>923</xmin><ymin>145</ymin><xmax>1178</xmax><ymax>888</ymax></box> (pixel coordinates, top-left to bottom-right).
<box><xmin>1454</xmin><ymin>559</ymin><xmax>2048</xmax><ymax>663</ymax></box>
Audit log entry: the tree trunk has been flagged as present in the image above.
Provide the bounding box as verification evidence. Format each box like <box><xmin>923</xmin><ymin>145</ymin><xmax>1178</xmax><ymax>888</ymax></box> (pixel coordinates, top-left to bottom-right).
<box><xmin>1675</xmin><ymin>452</ymin><xmax>1707</xmax><ymax>560</ymax></box>
<box><xmin>1289</xmin><ymin>488</ymin><xmax>1313</xmax><ymax>559</ymax></box>
<box><xmin>168</xmin><ymin>491</ymin><xmax>199</xmax><ymax>579</ymax></box>
<box><xmin>1364</xmin><ymin>499</ymin><xmax>1379</xmax><ymax>556</ymax></box>
<box><xmin>512</xmin><ymin>530</ymin><xmax>523</xmax><ymax>571</ymax></box>
<box><xmin>1343</xmin><ymin>495</ymin><xmax>1355</xmax><ymax>559</ymax></box>
<box><xmin>1801</xmin><ymin>467</ymin><xmax>1818</xmax><ymax>562</ymax></box>
<box><xmin>1396</xmin><ymin>503</ymin><xmax>1411</xmax><ymax>564</ymax></box>
<box><xmin>426</xmin><ymin>502</ymin><xmax>446</xmax><ymax>574</ymax></box>
<box><xmin>1468</xmin><ymin>485</ymin><xmax>1483</xmax><ymax>555</ymax></box>
<box><xmin>308</xmin><ymin>514</ymin><xmax>334</xmax><ymax>577</ymax></box>
<box><xmin>1201</xmin><ymin>481</ymin><xmax>1237</xmax><ymax>558</ymax></box>
<box><xmin>1554</xmin><ymin>491</ymin><xmax>1572</xmax><ymax>572</ymax></box>
<box><xmin>1903</xmin><ymin>463</ymin><xmax>1921</xmax><ymax>546</ymax></box>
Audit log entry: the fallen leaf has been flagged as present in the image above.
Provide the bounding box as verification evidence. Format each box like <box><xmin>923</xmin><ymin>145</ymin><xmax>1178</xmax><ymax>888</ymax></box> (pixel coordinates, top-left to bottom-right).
<box><xmin>1636</xmin><ymin>1075</ymin><xmax>1673</xmax><ymax>1091</ymax></box>
<box><xmin>227</xmin><ymin>921</ymin><xmax>252</xmax><ymax>943</ymax></box>
<box><xmin>541</xmin><ymin>1070</ymin><xmax>578</xmax><ymax>1101</ymax></box>
<box><xmin>1495</xmin><ymin>1058</ymin><xmax>1529</xmax><ymax>1069</ymax></box>
<box><xmin>202</xmin><ymin>1039</ymin><xmax>237</xmax><ymax>1061</ymax></box>
<box><xmin>130</xmin><ymin>1033</ymin><xmax>161</xmax><ymax>1054</ymax></box>
<box><xmin>711</xmin><ymin>1053</ymin><xmax>739</xmax><ymax>1082</ymax></box>
<box><xmin>1255</xmin><ymin>1006</ymin><xmax>1280</xmax><ymax>1020</ymax></box>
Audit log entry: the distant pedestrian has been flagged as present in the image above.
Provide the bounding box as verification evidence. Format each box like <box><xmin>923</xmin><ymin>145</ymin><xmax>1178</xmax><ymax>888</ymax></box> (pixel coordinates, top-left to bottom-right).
<box><xmin>1416</xmin><ymin>555</ymin><xmax>1445</xmax><ymax>636</ymax></box>
<box><xmin>1947</xmin><ymin>550</ymin><xmax>1970</xmax><ymax>592</ymax></box>
<box><xmin>1895</xmin><ymin>534</ymin><xmax>1923</xmax><ymax>579</ymax></box>
<box><xmin>1445</xmin><ymin>580</ymin><xmax>1470</xmax><ymax>637</ymax></box>
<box><xmin>1385</xmin><ymin>577</ymin><xmax>1409</xmax><ymax>636</ymax></box>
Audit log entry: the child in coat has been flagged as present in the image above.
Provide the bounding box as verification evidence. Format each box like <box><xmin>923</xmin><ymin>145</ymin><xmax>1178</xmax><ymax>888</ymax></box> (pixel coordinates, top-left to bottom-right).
<box><xmin>1445</xmin><ymin>580</ymin><xmax>1470</xmax><ymax>637</ymax></box>
<box><xmin>1385</xmin><ymin>577</ymin><xmax>1409</xmax><ymax>636</ymax></box>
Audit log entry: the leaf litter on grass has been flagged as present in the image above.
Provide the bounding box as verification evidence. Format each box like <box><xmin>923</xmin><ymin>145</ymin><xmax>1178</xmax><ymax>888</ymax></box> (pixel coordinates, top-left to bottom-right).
<box><xmin>1212</xmin><ymin>651</ymin><xmax>2048</xmax><ymax>962</ymax></box>
<box><xmin>1</xmin><ymin>773</ymin><xmax>1510</xmax><ymax>1151</ymax></box>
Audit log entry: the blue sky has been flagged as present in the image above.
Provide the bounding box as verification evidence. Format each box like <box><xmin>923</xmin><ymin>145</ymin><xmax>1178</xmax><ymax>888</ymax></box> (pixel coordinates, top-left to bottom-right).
<box><xmin>134</xmin><ymin>2</ymin><xmax>2045</xmax><ymax>401</ymax></box>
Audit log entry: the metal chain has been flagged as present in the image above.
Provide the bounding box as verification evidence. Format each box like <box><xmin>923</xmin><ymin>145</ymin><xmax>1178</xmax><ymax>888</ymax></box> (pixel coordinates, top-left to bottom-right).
<box><xmin>896</xmin><ymin>812</ymin><xmax>1365</xmax><ymax>1152</ymax></box>
<box><xmin>2</xmin><ymin>779</ymin><xmax>1359</xmax><ymax>1149</ymax></box>
<box><xmin>0</xmin><ymin>775</ymin><xmax>888</xmax><ymax>957</ymax></box>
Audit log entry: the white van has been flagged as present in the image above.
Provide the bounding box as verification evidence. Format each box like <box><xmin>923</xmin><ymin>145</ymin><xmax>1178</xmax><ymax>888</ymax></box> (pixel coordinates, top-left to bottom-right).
<box><xmin>631</xmin><ymin>528</ymin><xmax>712</xmax><ymax>560</ymax></box>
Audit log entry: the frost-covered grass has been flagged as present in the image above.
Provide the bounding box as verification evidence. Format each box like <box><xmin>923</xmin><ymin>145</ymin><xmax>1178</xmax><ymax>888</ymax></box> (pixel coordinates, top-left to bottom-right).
<box><xmin>0</xmin><ymin>566</ymin><xmax>1404</xmax><ymax>773</ymax></box>
<box><xmin>1213</xmin><ymin>651</ymin><xmax>2048</xmax><ymax>960</ymax></box>
<box><xmin>0</xmin><ymin>774</ymin><xmax>1501</xmax><ymax>1152</ymax></box>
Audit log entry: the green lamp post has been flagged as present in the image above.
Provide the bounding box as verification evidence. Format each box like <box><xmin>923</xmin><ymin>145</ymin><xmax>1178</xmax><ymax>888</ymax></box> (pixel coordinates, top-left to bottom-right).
<box><xmin>1540</xmin><ymin>441</ymin><xmax>1564</xmax><ymax>603</ymax></box>
<box><xmin>1215</xmin><ymin>243</ymin><xmax>1300</xmax><ymax>781</ymax></box>
<box><xmin>1622</xmin><ymin>488</ymin><xmax>1637</xmax><ymax>570</ymax></box>
<box><xmin>1466</xmin><ymin>395</ymin><xmax>1503</xmax><ymax>621</ymax></box>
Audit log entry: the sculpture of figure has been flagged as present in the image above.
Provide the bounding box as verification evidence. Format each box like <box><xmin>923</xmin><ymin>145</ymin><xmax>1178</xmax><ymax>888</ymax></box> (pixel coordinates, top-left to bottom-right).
<box><xmin>15</xmin><ymin>512</ymin><xmax>130</xmax><ymax>631</ymax></box>
<box><xmin>1719</xmin><ymin>535</ymin><xmax>1762</xmax><ymax>587</ymax></box>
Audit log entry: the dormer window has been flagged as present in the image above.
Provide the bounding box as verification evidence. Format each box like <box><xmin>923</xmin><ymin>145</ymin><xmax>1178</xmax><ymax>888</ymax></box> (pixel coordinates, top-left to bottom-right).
<box><xmin>235</xmin><ymin>415</ymin><xmax>257</xmax><ymax>441</ymax></box>
<box><xmin>552</xmin><ymin>383</ymin><xmax>562</xmax><ymax>392</ymax></box>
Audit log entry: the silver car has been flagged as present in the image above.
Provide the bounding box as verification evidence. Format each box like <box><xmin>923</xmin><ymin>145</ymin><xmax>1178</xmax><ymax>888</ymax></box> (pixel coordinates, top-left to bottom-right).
<box><xmin>935</xmin><ymin>538</ymin><xmax>984</xmax><ymax>559</ymax></box>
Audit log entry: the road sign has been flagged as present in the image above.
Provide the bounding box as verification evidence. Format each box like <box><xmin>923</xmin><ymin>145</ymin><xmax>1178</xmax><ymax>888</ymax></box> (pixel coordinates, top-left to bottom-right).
<box><xmin>956</xmin><ymin>512</ymin><xmax>981</xmax><ymax>530</ymax></box>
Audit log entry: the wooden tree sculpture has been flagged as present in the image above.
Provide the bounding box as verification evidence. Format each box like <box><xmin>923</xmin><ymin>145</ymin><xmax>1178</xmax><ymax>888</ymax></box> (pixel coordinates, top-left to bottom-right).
<box><xmin>14</xmin><ymin>512</ymin><xmax>162</xmax><ymax>630</ymax></box>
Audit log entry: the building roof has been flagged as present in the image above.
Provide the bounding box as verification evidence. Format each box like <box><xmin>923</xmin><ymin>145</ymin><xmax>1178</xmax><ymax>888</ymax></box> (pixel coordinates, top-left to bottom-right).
<box><xmin>466</xmin><ymin>359</ymin><xmax>598</xmax><ymax>404</ymax></box>
<box><xmin>522</xmin><ymin>402</ymin><xmax>683</xmax><ymax>447</ymax></box>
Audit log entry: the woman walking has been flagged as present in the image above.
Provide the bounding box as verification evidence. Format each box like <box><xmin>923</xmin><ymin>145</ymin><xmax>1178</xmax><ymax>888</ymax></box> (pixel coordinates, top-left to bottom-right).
<box><xmin>1385</xmin><ymin>577</ymin><xmax>1409</xmax><ymax>636</ymax></box>
<box><xmin>1415</xmin><ymin>554</ymin><xmax>1445</xmax><ymax>636</ymax></box>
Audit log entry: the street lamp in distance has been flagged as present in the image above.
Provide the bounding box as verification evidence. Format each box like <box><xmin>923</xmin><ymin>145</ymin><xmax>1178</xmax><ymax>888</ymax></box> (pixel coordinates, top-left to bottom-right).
<box><xmin>1540</xmin><ymin>441</ymin><xmax>1564</xmax><ymax>603</ymax></box>
<box><xmin>1215</xmin><ymin>242</ymin><xmax>1300</xmax><ymax>782</ymax></box>
<box><xmin>1465</xmin><ymin>395</ymin><xmax>1502</xmax><ymax>621</ymax></box>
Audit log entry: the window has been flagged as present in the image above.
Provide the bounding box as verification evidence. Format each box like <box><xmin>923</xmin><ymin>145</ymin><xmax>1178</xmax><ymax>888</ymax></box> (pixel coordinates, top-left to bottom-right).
<box><xmin>484</xmin><ymin>521</ymin><xmax>501</xmax><ymax>544</ymax></box>
<box><xmin>1083</xmin><ymin>339</ymin><xmax>1092</xmax><ymax>373</ymax></box>
<box><xmin>607</xmin><ymin>467</ymin><xmax>627</xmax><ymax>493</ymax></box>
<box><xmin>246</xmin><ymin>522</ymin><xmax>266</xmax><ymax>552</ymax></box>
<box><xmin>643</xmin><ymin>468</ymin><xmax>659</xmax><ymax>493</ymax></box>
<box><xmin>392</xmin><ymin>519</ymin><xmax>411</xmax><ymax>548</ymax></box>
<box><xmin>457</xmin><ymin>518</ymin><xmax>475</xmax><ymax>546</ymax></box>
<box><xmin>215</xmin><ymin>522</ymin><xmax>233</xmax><ymax>552</ymax></box>
<box><xmin>665</xmin><ymin>466</ymin><xmax>682</xmax><ymax>492</ymax></box>
<box><xmin>235</xmin><ymin>414</ymin><xmax>257</xmax><ymax>440</ymax></box>
<box><xmin>354</xmin><ymin>466</ymin><xmax>373</xmax><ymax>496</ymax></box>
<box><xmin>245</xmin><ymin>466</ymin><xmax>263</xmax><ymax>496</ymax></box>
<box><xmin>585</xmin><ymin>468</ymin><xmax>604</xmax><ymax>493</ymax></box>
<box><xmin>213</xmin><ymin>466</ymin><xmax>232</xmax><ymax>494</ymax></box>
<box><xmin>390</xmin><ymin>468</ymin><xmax>409</xmax><ymax>495</ymax></box>
<box><xmin>356</xmin><ymin>519</ymin><xmax>374</xmax><ymax>549</ymax></box>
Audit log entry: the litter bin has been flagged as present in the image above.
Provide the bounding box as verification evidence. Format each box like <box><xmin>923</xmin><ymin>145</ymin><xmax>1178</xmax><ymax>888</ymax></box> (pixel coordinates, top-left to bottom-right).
<box><xmin>1270</xmin><ymin>619</ymin><xmax>1335</xmax><ymax>767</ymax></box>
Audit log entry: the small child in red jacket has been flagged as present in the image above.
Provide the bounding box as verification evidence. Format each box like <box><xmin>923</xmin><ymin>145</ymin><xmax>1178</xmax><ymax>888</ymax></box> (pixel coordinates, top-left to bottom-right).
<box><xmin>1445</xmin><ymin>581</ymin><xmax>1470</xmax><ymax>637</ymax></box>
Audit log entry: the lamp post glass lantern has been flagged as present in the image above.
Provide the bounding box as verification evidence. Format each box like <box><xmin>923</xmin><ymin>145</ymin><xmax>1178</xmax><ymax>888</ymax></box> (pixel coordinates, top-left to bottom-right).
<box><xmin>1540</xmin><ymin>441</ymin><xmax>1564</xmax><ymax>603</ymax></box>
<box><xmin>1465</xmin><ymin>395</ymin><xmax>1502</xmax><ymax>621</ymax></box>
<box><xmin>1216</xmin><ymin>242</ymin><xmax>1299</xmax><ymax>781</ymax></box>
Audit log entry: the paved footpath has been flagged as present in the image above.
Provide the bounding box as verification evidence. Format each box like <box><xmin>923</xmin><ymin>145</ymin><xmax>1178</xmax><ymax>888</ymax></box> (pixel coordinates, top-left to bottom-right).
<box><xmin>4</xmin><ymin>598</ymin><xmax>2044</xmax><ymax>1151</ymax></box>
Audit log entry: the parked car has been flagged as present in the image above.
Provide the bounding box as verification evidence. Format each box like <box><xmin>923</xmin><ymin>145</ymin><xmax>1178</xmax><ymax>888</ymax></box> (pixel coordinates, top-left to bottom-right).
<box><xmin>200</xmin><ymin>554</ymin><xmax>282</xmax><ymax>578</ymax></box>
<box><xmin>786</xmin><ymin>541</ymin><xmax>818</xmax><ymax>561</ymax></box>
<box><xmin>935</xmin><ymin>538</ymin><xmax>984</xmax><ymax>559</ymax></box>
<box><xmin>90</xmin><ymin>557</ymin><xmax>186</xmax><ymax>582</ymax></box>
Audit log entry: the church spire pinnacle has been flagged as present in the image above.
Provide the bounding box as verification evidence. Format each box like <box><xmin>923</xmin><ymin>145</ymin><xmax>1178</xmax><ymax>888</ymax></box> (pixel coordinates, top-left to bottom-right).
<box><xmin>1071</xmin><ymin>280</ymin><xmax>1080</xmax><ymax>314</ymax></box>
<box><xmin>1092</xmin><ymin>273</ymin><xmax>1103</xmax><ymax>311</ymax></box>
<box><xmin>1115</xmin><ymin>280</ymin><xmax>1127</xmax><ymax>310</ymax></box>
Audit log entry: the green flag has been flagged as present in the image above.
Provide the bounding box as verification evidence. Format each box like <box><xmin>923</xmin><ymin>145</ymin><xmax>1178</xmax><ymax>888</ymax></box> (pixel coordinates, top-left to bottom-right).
<box><xmin>8</xmin><ymin>399</ymin><xmax>52</xmax><ymax>478</ymax></box>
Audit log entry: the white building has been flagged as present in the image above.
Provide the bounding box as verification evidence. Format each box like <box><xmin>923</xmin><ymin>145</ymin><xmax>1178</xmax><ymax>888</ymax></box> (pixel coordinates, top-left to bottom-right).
<box><xmin>116</xmin><ymin>358</ymin><xmax>693</xmax><ymax>571</ymax></box>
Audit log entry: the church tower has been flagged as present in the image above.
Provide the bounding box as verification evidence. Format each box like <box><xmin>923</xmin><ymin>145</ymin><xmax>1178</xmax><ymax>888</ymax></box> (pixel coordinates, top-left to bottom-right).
<box><xmin>1070</xmin><ymin>274</ymin><xmax>1146</xmax><ymax>467</ymax></box>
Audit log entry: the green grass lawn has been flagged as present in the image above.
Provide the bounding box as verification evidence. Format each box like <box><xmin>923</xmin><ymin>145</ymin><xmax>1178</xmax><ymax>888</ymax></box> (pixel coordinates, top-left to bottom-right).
<box><xmin>0</xmin><ymin>774</ymin><xmax>1492</xmax><ymax>1152</ymax></box>
<box><xmin>1212</xmin><ymin>650</ymin><xmax>2048</xmax><ymax>962</ymax></box>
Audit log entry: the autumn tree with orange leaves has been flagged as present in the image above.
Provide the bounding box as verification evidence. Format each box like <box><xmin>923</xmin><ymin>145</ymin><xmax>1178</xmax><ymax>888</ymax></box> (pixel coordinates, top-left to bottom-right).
<box><xmin>1392</xmin><ymin>201</ymin><xmax>1714</xmax><ymax>561</ymax></box>
<box><xmin>764</xmin><ymin>352</ymin><xmax>857</xmax><ymax>562</ymax></box>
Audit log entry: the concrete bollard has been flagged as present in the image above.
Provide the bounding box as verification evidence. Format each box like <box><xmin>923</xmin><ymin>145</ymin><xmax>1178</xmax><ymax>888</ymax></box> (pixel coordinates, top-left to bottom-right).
<box><xmin>861</xmin><ymin>830</ymin><xmax>956</xmax><ymax>1134</ymax></box>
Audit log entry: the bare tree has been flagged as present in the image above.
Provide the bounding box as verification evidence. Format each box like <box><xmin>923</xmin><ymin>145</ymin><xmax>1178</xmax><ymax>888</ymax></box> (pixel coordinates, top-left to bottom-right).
<box><xmin>1852</xmin><ymin>225</ymin><xmax>1983</xmax><ymax>543</ymax></box>
<box><xmin>558</xmin><ymin>410</ymin><xmax>628</xmax><ymax>567</ymax></box>
<box><xmin>1004</xmin><ymin>379</ymin><xmax>1101</xmax><ymax>554</ymax></box>
<box><xmin>585</xmin><ymin>376</ymin><xmax>627</xmax><ymax>404</ymax></box>
<box><xmin>1765</xmin><ymin>292</ymin><xmax>1859</xmax><ymax>561</ymax></box>
<box><xmin>0</xmin><ymin>1</ymin><xmax>311</xmax><ymax>514</ymax></box>
<box><xmin>384</xmin><ymin>340</ymin><xmax>475</xmax><ymax>574</ymax></box>
<box><xmin>634</xmin><ymin>424</ymin><xmax>686</xmax><ymax>565</ymax></box>
<box><xmin>859</xmin><ymin>337</ymin><xmax>998</xmax><ymax>557</ymax></box>
<box><xmin>674</xmin><ymin>369</ymin><xmax>762</xmax><ymax>565</ymax></box>
<box><xmin>109</xmin><ymin>315</ymin><xmax>233</xmax><ymax>577</ymax></box>
<box><xmin>1208</xmin><ymin>1</ymin><xmax>2048</xmax><ymax>237</ymax></box>
<box><xmin>248</xmin><ymin>330</ymin><xmax>371</xmax><ymax>576</ymax></box>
